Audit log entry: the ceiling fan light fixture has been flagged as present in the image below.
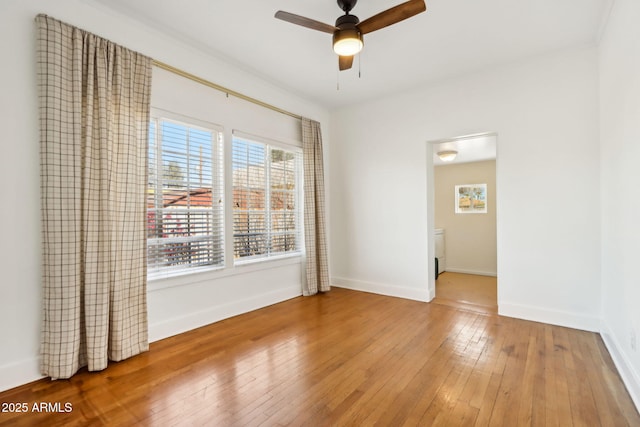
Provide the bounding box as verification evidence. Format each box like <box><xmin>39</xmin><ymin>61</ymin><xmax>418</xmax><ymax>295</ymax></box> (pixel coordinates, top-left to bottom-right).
<box><xmin>333</xmin><ymin>29</ymin><xmax>363</xmax><ymax>56</ymax></box>
<box><xmin>437</xmin><ymin>150</ymin><xmax>458</xmax><ymax>162</ymax></box>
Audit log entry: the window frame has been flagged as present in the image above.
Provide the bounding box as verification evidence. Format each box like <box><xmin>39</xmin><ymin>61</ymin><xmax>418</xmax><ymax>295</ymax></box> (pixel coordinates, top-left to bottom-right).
<box><xmin>147</xmin><ymin>109</ymin><xmax>225</xmax><ymax>280</ymax></box>
<box><xmin>231</xmin><ymin>131</ymin><xmax>304</xmax><ymax>265</ymax></box>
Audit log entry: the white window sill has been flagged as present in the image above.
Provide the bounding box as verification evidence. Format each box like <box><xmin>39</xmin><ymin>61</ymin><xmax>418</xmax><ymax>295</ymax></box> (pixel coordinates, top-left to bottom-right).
<box><xmin>233</xmin><ymin>251</ymin><xmax>302</xmax><ymax>268</ymax></box>
<box><xmin>148</xmin><ymin>253</ymin><xmax>303</xmax><ymax>292</ymax></box>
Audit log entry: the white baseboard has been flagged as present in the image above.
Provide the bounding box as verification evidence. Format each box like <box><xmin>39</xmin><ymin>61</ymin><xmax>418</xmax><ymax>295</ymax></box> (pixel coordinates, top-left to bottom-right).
<box><xmin>442</xmin><ymin>268</ymin><xmax>497</xmax><ymax>277</ymax></box>
<box><xmin>0</xmin><ymin>357</ymin><xmax>44</xmax><ymax>393</ymax></box>
<box><xmin>149</xmin><ymin>286</ymin><xmax>302</xmax><ymax>342</ymax></box>
<box><xmin>331</xmin><ymin>277</ymin><xmax>432</xmax><ymax>302</ymax></box>
<box><xmin>600</xmin><ymin>321</ymin><xmax>640</xmax><ymax>412</ymax></box>
<box><xmin>499</xmin><ymin>301</ymin><xmax>600</xmax><ymax>332</ymax></box>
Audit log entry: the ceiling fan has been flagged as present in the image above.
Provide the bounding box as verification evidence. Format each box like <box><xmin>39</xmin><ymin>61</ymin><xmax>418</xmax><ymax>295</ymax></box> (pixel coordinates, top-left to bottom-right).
<box><xmin>275</xmin><ymin>0</ymin><xmax>426</xmax><ymax>71</ymax></box>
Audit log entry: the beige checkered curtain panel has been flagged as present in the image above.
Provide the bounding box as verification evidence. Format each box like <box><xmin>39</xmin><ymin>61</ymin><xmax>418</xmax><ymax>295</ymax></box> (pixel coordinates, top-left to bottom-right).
<box><xmin>301</xmin><ymin>118</ymin><xmax>330</xmax><ymax>295</ymax></box>
<box><xmin>36</xmin><ymin>15</ymin><xmax>151</xmax><ymax>379</ymax></box>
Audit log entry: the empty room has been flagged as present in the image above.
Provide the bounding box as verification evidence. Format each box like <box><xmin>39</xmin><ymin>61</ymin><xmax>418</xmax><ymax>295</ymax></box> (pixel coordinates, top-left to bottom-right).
<box><xmin>1</xmin><ymin>0</ymin><xmax>639</xmax><ymax>425</ymax></box>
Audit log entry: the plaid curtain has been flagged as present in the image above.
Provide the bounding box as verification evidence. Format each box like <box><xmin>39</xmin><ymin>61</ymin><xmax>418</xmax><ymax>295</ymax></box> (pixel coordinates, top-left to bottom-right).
<box><xmin>301</xmin><ymin>118</ymin><xmax>330</xmax><ymax>295</ymax></box>
<box><xmin>36</xmin><ymin>15</ymin><xmax>152</xmax><ymax>379</ymax></box>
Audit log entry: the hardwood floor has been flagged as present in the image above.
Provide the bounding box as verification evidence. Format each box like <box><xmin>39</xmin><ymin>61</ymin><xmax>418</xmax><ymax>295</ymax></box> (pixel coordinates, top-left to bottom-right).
<box><xmin>1</xmin><ymin>287</ymin><xmax>638</xmax><ymax>426</ymax></box>
<box><xmin>433</xmin><ymin>272</ymin><xmax>498</xmax><ymax>314</ymax></box>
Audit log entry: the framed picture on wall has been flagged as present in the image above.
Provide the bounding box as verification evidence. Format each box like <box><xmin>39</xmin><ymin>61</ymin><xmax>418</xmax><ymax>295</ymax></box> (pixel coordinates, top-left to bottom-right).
<box><xmin>455</xmin><ymin>183</ymin><xmax>487</xmax><ymax>214</ymax></box>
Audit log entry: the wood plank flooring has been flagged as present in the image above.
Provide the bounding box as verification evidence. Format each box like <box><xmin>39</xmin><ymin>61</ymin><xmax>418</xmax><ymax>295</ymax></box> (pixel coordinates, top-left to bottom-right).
<box><xmin>0</xmin><ymin>287</ymin><xmax>638</xmax><ymax>426</ymax></box>
<box><xmin>433</xmin><ymin>272</ymin><xmax>498</xmax><ymax>314</ymax></box>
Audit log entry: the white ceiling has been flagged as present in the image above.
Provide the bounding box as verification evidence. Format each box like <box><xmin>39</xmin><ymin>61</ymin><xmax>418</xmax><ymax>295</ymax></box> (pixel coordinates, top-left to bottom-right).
<box><xmin>92</xmin><ymin>0</ymin><xmax>609</xmax><ymax>109</ymax></box>
<box><xmin>432</xmin><ymin>133</ymin><xmax>497</xmax><ymax>166</ymax></box>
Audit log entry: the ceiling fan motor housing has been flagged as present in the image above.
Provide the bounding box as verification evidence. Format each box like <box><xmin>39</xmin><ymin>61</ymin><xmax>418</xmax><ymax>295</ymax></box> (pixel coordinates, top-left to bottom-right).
<box><xmin>335</xmin><ymin>14</ymin><xmax>360</xmax><ymax>29</ymax></box>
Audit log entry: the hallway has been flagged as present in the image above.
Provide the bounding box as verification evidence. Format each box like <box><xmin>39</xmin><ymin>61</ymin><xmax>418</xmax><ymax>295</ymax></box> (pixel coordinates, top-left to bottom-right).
<box><xmin>433</xmin><ymin>272</ymin><xmax>497</xmax><ymax>314</ymax></box>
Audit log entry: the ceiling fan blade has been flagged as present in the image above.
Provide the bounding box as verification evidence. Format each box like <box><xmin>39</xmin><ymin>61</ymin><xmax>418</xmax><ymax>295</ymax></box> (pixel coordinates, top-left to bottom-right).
<box><xmin>339</xmin><ymin>55</ymin><xmax>354</xmax><ymax>71</ymax></box>
<box><xmin>274</xmin><ymin>11</ymin><xmax>337</xmax><ymax>34</ymax></box>
<box><xmin>358</xmin><ymin>0</ymin><xmax>426</xmax><ymax>34</ymax></box>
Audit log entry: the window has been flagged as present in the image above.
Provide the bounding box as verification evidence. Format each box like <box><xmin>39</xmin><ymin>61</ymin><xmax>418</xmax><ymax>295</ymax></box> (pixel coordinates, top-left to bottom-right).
<box><xmin>147</xmin><ymin>116</ymin><xmax>224</xmax><ymax>276</ymax></box>
<box><xmin>232</xmin><ymin>134</ymin><xmax>302</xmax><ymax>261</ymax></box>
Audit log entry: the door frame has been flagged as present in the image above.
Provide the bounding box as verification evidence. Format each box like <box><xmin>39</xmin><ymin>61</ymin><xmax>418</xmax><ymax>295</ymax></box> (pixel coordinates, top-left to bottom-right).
<box><xmin>425</xmin><ymin>131</ymin><xmax>498</xmax><ymax>301</ymax></box>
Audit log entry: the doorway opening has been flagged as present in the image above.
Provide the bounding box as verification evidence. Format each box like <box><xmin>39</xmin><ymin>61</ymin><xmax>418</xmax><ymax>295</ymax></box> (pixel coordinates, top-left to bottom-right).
<box><xmin>426</xmin><ymin>132</ymin><xmax>498</xmax><ymax>314</ymax></box>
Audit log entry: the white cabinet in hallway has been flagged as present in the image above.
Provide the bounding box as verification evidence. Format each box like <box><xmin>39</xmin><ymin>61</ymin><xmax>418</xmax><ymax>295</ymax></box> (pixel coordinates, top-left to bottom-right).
<box><xmin>434</xmin><ymin>228</ymin><xmax>446</xmax><ymax>275</ymax></box>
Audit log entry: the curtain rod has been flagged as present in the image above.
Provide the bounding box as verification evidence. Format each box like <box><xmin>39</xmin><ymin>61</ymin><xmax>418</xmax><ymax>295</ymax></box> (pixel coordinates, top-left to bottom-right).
<box><xmin>152</xmin><ymin>60</ymin><xmax>303</xmax><ymax>121</ymax></box>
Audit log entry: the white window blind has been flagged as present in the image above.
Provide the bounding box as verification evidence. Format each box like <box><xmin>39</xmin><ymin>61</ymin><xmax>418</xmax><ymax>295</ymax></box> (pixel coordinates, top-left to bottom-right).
<box><xmin>232</xmin><ymin>135</ymin><xmax>302</xmax><ymax>261</ymax></box>
<box><xmin>147</xmin><ymin>117</ymin><xmax>224</xmax><ymax>276</ymax></box>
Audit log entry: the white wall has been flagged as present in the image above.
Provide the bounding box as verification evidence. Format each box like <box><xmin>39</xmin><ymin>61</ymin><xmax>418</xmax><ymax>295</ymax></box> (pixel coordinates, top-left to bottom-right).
<box><xmin>599</xmin><ymin>0</ymin><xmax>640</xmax><ymax>408</ymax></box>
<box><xmin>329</xmin><ymin>46</ymin><xmax>601</xmax><ymax>331</ymax></box>
<box><xmin>0</xmin><ymin>0</ymin><xmax>329</xmax><ymax>392</ymax></box>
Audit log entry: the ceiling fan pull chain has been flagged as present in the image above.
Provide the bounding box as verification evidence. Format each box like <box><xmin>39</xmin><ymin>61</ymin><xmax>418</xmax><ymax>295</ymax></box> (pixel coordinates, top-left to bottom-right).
<box><xmin>337</xmin><ymin>69</ymin><xmax>340</xmax><ymax>91</ymax></box>
<box><xmin>358</xmin><ymin>54</ymin><xmax>361</xmax><ymax>78</ymax></box>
